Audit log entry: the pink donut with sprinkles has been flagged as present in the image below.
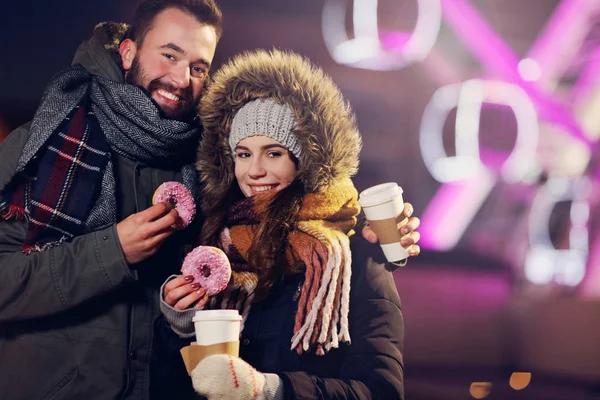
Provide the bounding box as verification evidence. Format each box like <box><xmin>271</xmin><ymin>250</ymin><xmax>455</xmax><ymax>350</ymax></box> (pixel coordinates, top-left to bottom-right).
<box><xmin>152</xmin><ymin>181</ymin><xmax>196</xmax><ymax>230</ymax></box>
<box><xmin>181</xmin><ymin>246</ymin><xmax>232</xmax><ymax>295</ymax></box>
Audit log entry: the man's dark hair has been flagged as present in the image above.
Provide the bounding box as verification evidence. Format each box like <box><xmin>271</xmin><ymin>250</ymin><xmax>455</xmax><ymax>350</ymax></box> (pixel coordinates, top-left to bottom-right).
<box><xmin>129</xmin><ymin>0</ymin><xmax>223</xmax><ymax>47</ymax></box>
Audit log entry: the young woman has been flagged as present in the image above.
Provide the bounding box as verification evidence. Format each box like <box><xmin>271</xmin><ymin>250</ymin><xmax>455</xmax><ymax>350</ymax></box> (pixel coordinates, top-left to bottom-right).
<box><xmin>158</xmin><ymin>49</ymin><xmax>420</xmax><ymax>400</ymax></box>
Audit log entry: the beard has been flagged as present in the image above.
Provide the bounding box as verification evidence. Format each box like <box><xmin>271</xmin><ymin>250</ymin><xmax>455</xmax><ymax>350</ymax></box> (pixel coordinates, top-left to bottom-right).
<box><xmin>125</xmin><ymin>56</ymin><xmax>200</xmax><ymax>120</ymax></box>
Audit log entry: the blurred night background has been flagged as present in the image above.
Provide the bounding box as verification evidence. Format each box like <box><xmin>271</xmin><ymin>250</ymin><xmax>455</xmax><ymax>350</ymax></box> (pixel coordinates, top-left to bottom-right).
<box><xmin>3</xmin><ymin>0</ymin><xmax>600</xmax><ymax>399</ymax></box>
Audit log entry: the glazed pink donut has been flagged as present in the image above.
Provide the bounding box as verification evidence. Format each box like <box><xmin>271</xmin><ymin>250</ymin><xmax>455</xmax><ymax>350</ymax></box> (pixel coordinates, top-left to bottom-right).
<box><xmin>152</xmin><ymin>181</ymin><xmax>196</xmax><ymax>229</ymax></box>
<box><xmin>181</xmin><ymin>246</ymin><xmax>232</xmax><ymax>295</ymax></box>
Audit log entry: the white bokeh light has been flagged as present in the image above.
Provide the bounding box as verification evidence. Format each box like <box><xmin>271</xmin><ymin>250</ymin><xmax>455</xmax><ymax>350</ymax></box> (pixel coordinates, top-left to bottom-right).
<box><xmin>525</xmin><ymin>177</ymin><xmax>591</xmax><ymax>287</ymax></box>
<box><xmin>419</xmin><ymin>79</ymin><xmax>539</xmax><ymax>183</ymax></box>
<box><xmin>322</xmin><ymin>0</ymin><xmax>442</xmax><ymax>70</ymax></box>
<box><xmin>518</xmin><ymin>58</ymin><xmax>542</xmax><ymax>81</ymax></box>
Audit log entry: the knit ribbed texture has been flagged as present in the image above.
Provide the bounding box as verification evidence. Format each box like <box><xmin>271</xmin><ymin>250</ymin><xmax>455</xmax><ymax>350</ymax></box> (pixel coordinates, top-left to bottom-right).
<box><xmin>192</xmin><ymin>355</ymin><xmax>284</xmax><ymax>400</ymax></box>
<box><xmin>263</xmin><ymin>373</ymin><xmax>284</xmax><ymax>400</ymax></box>
<box><xmin>159</xmin><ymin>275</ymin><xmax>196</xmax><ymax>338</ymax></box>
<box><xmin>229</xmin><ymin>98</ymin><xmax>301</xmax><ymax>159</ymax></box>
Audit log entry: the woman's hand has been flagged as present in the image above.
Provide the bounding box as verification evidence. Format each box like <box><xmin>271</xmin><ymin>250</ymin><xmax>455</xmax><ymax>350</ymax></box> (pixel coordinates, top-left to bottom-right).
<box><xmin>163</xmin><ymin>275</ymin><xmax>210</xmax><ymax>310</ymax></box>
<box><xmin>362</xmin><ymin>202</ymin><xmax>421</xmax><ymax>257</ymax></box>
<box><xmin>191</xmin><ymin>355</ymin><xmax>269</xmax><ymax>400</ymax></box>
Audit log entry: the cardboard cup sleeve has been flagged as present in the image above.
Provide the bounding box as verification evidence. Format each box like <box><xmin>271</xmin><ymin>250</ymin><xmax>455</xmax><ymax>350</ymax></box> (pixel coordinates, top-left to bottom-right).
<box><xmin>180</xmin><ymin>340</ymin><xmax>240</xmax><ymax>375</ymax></box>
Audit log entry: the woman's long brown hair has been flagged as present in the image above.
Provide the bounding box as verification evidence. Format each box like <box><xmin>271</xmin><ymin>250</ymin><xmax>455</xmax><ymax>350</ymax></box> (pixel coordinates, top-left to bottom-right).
<box><xmin>200</xmin><ymin>178</ymin><xmax>305</xmax><ymax>300</ymax></box>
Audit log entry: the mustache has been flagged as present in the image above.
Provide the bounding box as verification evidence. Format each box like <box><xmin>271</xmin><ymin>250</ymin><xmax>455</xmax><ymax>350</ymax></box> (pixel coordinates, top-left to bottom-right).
<box><xmin>147</xmin><ymin>79</ymin><xmax>193</xmax><ymax>103</ymax></box>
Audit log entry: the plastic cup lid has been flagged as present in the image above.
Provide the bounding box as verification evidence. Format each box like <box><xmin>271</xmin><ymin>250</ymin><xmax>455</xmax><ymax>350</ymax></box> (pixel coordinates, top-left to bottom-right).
<box><xmin>192</xmin><ymin>309</ymin><xmax>242</xmax><ymax>322</ymax></box>
<box><xmin>358</xmin><ymin>182</ymin><xmax>403</xmax><ymax>208</ymax></box>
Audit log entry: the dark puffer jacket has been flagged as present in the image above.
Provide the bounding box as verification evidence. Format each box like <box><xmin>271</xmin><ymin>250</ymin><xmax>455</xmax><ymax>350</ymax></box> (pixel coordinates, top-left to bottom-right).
<box><xmin>0</xmin><ymin>24</ymin><xmax>196</xmax><ymax>400</ymax></box>
<box><xmin>154</xmin><ymin>237</ymin><xmax>404</xmax><ymax>399</ymax></box>
<box><xmin>247</xmin><ymin>237</ymin><xmax>404</xmax><ymax>399</ymax></box>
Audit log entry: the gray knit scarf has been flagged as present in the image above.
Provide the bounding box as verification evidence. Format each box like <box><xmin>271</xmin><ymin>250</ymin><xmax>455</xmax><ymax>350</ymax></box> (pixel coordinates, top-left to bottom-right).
<box><xmin>17</xmin><ymin>64</ymin><xmax>200</xmax><ymax>233</ymax></box>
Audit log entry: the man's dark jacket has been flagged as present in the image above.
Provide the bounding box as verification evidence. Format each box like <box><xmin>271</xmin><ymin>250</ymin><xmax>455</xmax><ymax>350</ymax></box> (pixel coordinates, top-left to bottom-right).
<box><xmin>0</xmin><ymin>28</ymin><xmax>195</xmax><ymax>400</ymax></box>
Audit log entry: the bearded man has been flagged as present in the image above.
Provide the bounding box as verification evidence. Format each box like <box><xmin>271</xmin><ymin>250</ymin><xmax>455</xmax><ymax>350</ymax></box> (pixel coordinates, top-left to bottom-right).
<box><xmin>0</xmin><ymin>1</ymin><xmax>221</xmax><ymax>399</ymax></box>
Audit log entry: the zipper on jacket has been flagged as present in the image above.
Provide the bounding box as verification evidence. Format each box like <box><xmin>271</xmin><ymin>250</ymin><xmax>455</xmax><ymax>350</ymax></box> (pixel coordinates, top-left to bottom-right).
<box><xmin>292</xmin><ymin>281</ymin><xmax>302</xmax><ymax>302</ymax></box>
<box><xmin>120</xmin><ymin>303</ymin><xmax>135</xmax><ymax>399</ymax></box>
<box><xmin>121</xmin><ymin>163</ymin><xmax>140</xmax><ymax>399</ymax></box>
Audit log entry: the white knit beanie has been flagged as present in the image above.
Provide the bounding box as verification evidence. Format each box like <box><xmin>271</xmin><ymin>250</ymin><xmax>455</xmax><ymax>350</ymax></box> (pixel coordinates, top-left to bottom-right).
<box><xmin>229</xmin><ymin>98</ymin><xmax>301</xmax><ymax>159</ymax></box>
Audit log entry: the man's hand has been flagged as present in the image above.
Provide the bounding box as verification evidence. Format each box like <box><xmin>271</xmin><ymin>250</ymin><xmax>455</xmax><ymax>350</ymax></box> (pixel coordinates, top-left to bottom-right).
<box><xmin>116</xmin><ymin>202</ymin><xmax>179</xmax><ymax>264</ymax></box>
<box><xmin>362</xmin><ymin>202</ymin><xmax>421</xmax><ymax>257</ymax></box>
<box><xmin>163</xmin><ymin>275</ymin><xmax>209</xmax><ymax>310</ymax></box>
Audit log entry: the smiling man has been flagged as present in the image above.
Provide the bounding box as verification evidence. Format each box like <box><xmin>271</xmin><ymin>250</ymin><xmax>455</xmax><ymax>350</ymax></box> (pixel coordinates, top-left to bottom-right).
<box><xmin>0</xmin><ymin>1</ymin><xmax>222</xmax><ymax>399</ymax></box>
<box><xmin>121</xmin><ymin>6</ymin><xmax>217</xmax><ymax>119</ymax></box>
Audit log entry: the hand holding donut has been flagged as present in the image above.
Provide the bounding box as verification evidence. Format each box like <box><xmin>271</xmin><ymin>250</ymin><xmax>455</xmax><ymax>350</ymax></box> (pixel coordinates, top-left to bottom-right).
<box><xmin>164</xmin><ymin>246</ymin><xmax>232</xmax><ymax>310</ymax></box>
<box><xmin>116</xmin><ymin>202</ymin><xmax>179</xmax><ymax>265</ymax></box>
<box><xmin>163</xmin><ymin>275</ymin><xmax>210</xmax><ymax>310</ymax></box>
<box><xmin>152</xmin><ymin>181</ymin><xmax>196</xmax><ymax>229</ymax></box>
<box><xmin>117</xmin><ymin>181</ymin><xmax>197</xmax><ymax>265</ymax></box>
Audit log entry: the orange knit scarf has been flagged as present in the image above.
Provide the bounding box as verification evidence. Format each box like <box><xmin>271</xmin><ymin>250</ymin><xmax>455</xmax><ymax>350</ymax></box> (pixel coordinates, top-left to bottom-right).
<box><xmin>207</xmin><ymin>177</ymin><xmax>359</xmax><ymax>355</ymax></box>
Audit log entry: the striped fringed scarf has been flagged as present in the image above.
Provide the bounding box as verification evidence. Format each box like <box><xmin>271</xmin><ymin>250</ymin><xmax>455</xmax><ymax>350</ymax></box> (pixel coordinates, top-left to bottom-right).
<box><xmin>0</xmin><ymin>101</ymin><xmax>110</xmax><ymax>253</ymax></box>
<box><xmin>207</xmin><ymin>177</ymin><xmax>360</xmax><ymax>355</ymax></box>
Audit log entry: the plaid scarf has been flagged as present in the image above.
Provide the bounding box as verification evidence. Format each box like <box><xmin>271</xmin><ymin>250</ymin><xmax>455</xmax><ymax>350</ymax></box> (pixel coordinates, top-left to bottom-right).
<box><xmin>0</xmin><ymin>65</ymin><xmax>200</xmax><ymax>253</ymax></box>
<box><xmin>0</xmin><ymin>101</ymin><xmax>109</xmax><ymax>252</ymax></box>
<box><xmin>206</xmin><ymin>178</ymin><xmax>360</xmax><ymax>355</ymax></box>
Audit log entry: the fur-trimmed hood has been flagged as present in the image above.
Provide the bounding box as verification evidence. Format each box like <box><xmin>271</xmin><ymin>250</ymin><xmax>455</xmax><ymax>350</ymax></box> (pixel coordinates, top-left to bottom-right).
<box><xmin>72</xmin><ymin>22</ymin><xmax>129</xmax><ymax>82</ymax></box>
<box><xmin>197</xmin><ymin>49</ymin><xmax>362</xmax><ymax>210</ymax></box>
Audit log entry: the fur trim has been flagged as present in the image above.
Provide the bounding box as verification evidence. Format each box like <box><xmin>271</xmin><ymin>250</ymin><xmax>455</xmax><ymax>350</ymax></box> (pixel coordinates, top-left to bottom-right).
<box><xmin>198</xmin><ymin>49</ymin><xmax>362</xmax><ymax>212</ymax></box>
<box><xmin>94</xmin><ymin>21</ymin><xmax>130</xmax><ymax>52</ymax></box>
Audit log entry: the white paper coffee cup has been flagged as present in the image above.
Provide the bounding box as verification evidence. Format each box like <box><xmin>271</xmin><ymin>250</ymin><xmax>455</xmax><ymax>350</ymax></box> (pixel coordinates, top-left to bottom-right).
<box><xmin>358</xmin><ymin>182</ymin><xmax>410</xmax><ymax>263</ymax></box>
<box><xmin>192</xmin><ymin>309</ymin><xmax>242</xmax><ymax>346</ymax></box>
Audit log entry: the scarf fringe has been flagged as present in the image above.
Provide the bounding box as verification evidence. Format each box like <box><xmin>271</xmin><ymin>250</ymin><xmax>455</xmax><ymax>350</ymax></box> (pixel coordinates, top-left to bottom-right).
<box><xmin>1</xmin><ymin>204</ymin><xmax>29</xmax><ymax>221</ymax></box>
<box><xmin>290</xmin><ymin>225</ymin><xmax>352</xmax><ymax>355</ymax></box>
<box><xmin>338</xmin><ymin>237</ymin><xmax>353</xmax><ymax>342</ymax></box>
<box><xmin>21</xmin><ymin>236</ymin><xmax>68</xmax><ymax>255</ymax></box>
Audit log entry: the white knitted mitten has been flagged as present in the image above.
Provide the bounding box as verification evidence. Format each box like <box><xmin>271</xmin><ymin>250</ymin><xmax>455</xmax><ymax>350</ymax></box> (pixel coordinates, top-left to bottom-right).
<box><xmin>191</xmin><ymin>354</ymin><xmax>283</xmax><ymax>400</ymax></box>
